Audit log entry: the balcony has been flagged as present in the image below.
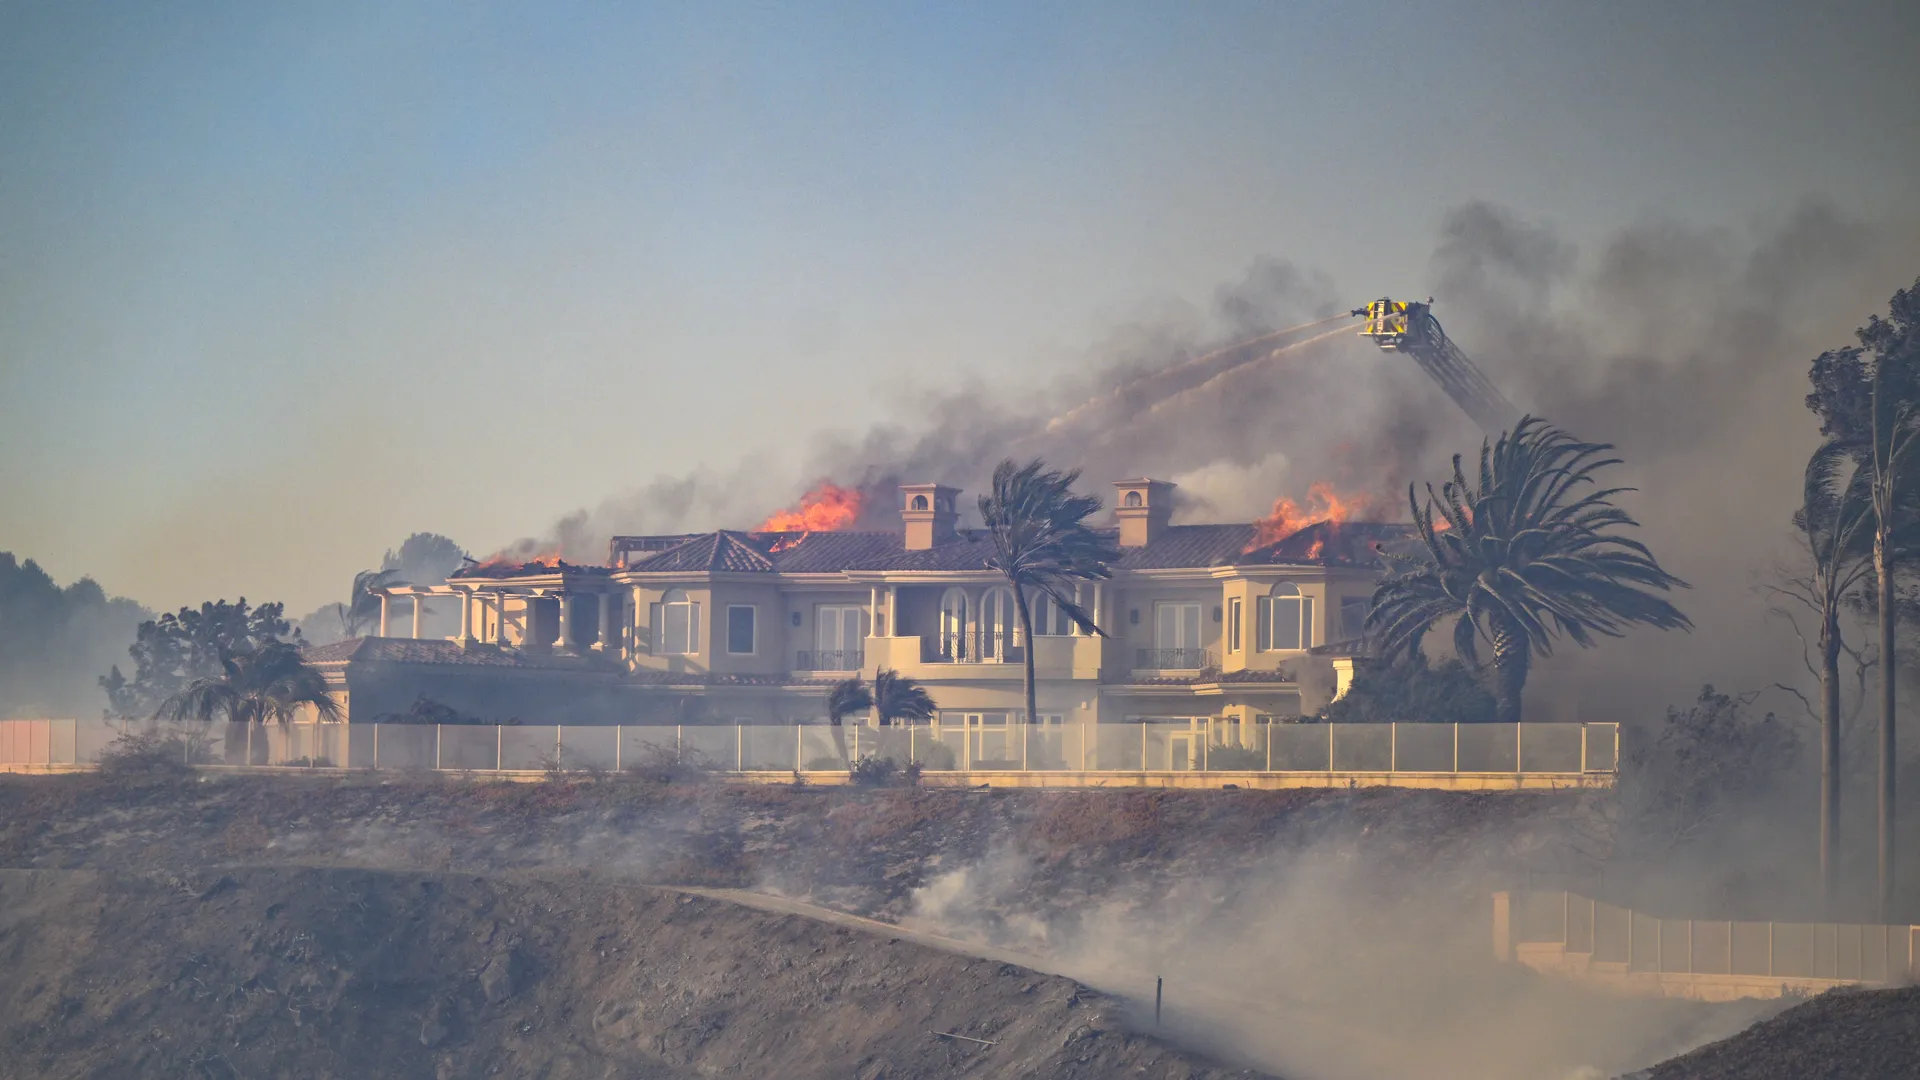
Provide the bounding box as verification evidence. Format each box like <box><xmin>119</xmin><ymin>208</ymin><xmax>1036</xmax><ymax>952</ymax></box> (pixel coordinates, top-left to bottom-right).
<box><xmin>1135</xmin><ymin>647</ymin><xmax>1214</xmax><ymax>671</ymax></box>
<box><xmin>921</xmin><ymin>634</ymin><xmax>1024</xmax><ymax>665</ymax></box>
<box><xmin>796</xmin><ymin>649</ymin><xmax>864</xmax><ymax>672</ymax></box>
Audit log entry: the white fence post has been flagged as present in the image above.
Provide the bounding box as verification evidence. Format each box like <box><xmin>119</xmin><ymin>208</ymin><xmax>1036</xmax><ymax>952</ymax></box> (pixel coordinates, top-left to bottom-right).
<box><xmin>1516</xmin><ymin>723</ymin><xmax>1524</xmax><ymax>774</ymax></box>
<box><xmin>496</xmin><ymin>723</ymin><xmax>504</xmax><ymax>770</ymax></box>
<box><xmin>1453</xmin><ymin>722</ymin><xmax>1460</xmax><ymax>772</ymax></box>
<box><xmin>1390</xmin><ymin>723</ymin><xmax>1397</xmax><ymax>773</ymax></box>
<box><xmin>435</xmin><ymin>725</ymin><xmax>443</xmax><ymax>771</ymax></box>
<box><xmin>614</xmin><ymin>726</ymin><xmax>622</xmax><ymax>772</ymax></box>
<box><xmin>556</xmin><ymin>725</ymin><xmax>564</xmax><ymax>770</ymax></box>
<box><xmin>372</xmin><ymin>724</ymin><xmax>379</xmax><ymax>771</ymax></box>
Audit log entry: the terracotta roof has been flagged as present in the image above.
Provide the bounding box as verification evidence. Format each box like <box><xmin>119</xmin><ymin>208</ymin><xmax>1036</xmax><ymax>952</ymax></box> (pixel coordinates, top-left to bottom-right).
<box><xmin>301</xmin><ymin>638</ymin><xmax>618</xmax><ymax>671</ymax></box>
<box><xmin>607</xmin><ymin>520</ymin><xmax>1417</xmax><ymax>577</ymax></box>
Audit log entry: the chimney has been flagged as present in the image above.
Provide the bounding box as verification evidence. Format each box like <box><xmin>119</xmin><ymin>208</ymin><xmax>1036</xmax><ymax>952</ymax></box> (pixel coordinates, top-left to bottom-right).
<box><xmin>1113</xmin><ymin>478</ymin><xmax>1174</xmax><ymax>547</ymax></box>
<box><xmin>900</xmin><ymin>483</ymin><xmax>960</xmax><ymax>550</ymax></box>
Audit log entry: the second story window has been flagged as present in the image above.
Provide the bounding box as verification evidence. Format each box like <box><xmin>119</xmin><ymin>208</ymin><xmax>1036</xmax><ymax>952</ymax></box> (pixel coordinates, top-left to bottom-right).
<box><xmin>1258</xmin><ymin>583</ymin><xmax>1313</xmax><ymax>651</ymax></box>
<box><xmin>655</xmin><ymin>588</ymin><xmax>700</xmax><ymax>655</ymax></box>
<box><xmin>1030</xmin><ymin>592</ymin><xmax>1075</xmax><ymax>636</ymax></box>
<box><xmin>1228</xmin><ymin>597</ymin><xmax>1243</xmax><ymax>653</ymax></box>
<box><xmin>816</xmin><ymin>604</ymin><xmax>866</xmax><ymax>669</ymax></box>
<box><xmin>727</xmin><ymin>605</ymin><xmax>756</xmax><ymax>655</ymax></box>
<box><xmin>1339</xmin><ymin>596</ymin><xmax>1370</xmax><ymax>643</ymax></box>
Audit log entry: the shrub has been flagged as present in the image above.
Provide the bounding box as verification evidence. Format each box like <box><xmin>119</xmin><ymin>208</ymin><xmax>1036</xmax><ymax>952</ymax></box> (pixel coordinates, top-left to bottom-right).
<box><xmin>623</xmin><ymin>742</ymin><xmax>716</xmax><ymax>784</ymax></box>
<box><xmin>1204</xmin><ymin>742</ymin><xmax>1265</xmax><ymax>770</ymax></box>
<box><xmin>848</xmin><ymin>754</ymin><xmax>898</xmax><ymax>787</ymax></box>
<box><xmin>97</xmin><ymin>725</ymin><xmax>213</xmax><ymax>778</ymax></box>
<box><xmin>913</xmin><ymin>741</ymin><xmax>957</xmax><ymax>771</ymax></box>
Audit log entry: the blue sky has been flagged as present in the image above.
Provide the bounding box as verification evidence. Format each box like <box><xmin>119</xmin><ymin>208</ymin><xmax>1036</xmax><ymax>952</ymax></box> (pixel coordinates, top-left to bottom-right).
<box><xmin>2</xmin><ymin>0</ymin><xmax>1916</xmax><ymax>614</ymax></box>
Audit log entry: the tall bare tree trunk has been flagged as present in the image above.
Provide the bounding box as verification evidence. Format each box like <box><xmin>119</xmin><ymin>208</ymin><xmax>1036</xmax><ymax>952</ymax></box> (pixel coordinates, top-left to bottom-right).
<box><xmin>1489</xmin><ymin>620</ymin><xmax>1529</xmax><ymax>726</ymax></box>
<box><xmin>1821</xmin><ymin>606</ymin><xmax>1843</xmax><ymax>908</ymax></box>
<box><xmin>1876</xmin><ymin>531</ymin><xmax>1897</xmax><ymax>921</ymax></box>
<box><xmin>1014</xmin><ymin>585</ymin><xmax>1038</xmax><ymax>728</ymax></box>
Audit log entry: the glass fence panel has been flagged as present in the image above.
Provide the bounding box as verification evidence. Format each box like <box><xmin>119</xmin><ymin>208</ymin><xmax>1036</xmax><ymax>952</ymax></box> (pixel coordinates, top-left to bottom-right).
<box><xmin>77</xmin><ymin>719</ymin><xmax>128</xmax><ymax>764</ymax></box>
<box><xmin>1732</xmin><ymin>921</ymin><xmax>1771</xmax><ymax>976</ymax></box>
<box><xmin>919</xmin><ymin>725</ymin><xmax>965</xmax><ymax>771</ymax></box>
<box><xmin>381</xmin><ymin>725</ymin><xmax>440</xmax><ymax>770</ymax></box>
<box><xmin>1659</xmin><ymin>919</ymin><xmax>1691</xmax><ymax>973</ymax></box>
<box><xmin>1864</xmin><ymin>926</ymin><xmax>1890</xmax><ymax>983</ymax></box>
<box><xmin>1331</xmin><ymin>725</ymin><xmax>1392</xmax><ymax>772</ymax></box>
<box><xmin>1514</xmin><ymin>891</ymin><xmax>1566</xmax><ymax>943</ymax></box>
<box><xmin>1270</xmin><ymin>725</ymin><xmax>1331</xmax><ymax>771</ymax></box>
<box><xmin>312</xmin><ymin>725</ymin><xmax>349</xmax><ymax>768</ymax></box>
<box><xmin>499</xmin><ymin>726</ymin><xmax>557</xmax><ymax>771</ymax></box>
<box><xmin>1836</xmin><ymin>925</ymin><xmax>1863</xmax><ymax>981</ymax></box>
<box><xmin>1090</xmin><ymin>724</ymin><xmax>1144</xmax><ymax>771</ymax></box>
<box><xmin>1392</xmin><ymin>724</ymin><xmax>1455</xmax><ymax>771</ymax></box>
<box><xmin>798</xmin><ymin>726</ymin><xmax>842</xmax><ymax>770</ymax></box>
<box><xmin>679</xmin><ymin>725</ymin><xmax>738</xmax><ymax>770</ymax></box>
<box><xmin>867</xmin><ymin>727</ymin><xmax>915</xmax><ymax>768</ymax></box>
<box><xmin>560</xmin><ymin>726</ymin><xmax>619</xmax><ymax>771</ymax></box>
<box><xmin>1202</xmin><ymin>725</ymin><xmax>1267</xmax><ymax>771</ymax></box>
<box><xmin>1143</xmin><ymin>724</ymin><xmax>1183</xmax><ymax>771</ymax></box>
<box><xmin>1693</xmin><ymin>921</ymin><xmax>1732</xmax><ymax>975</ymax></box>
<box><xmin>1457</xmin><ymin>724</ymin><xmax>1519</xmax><ymax>772</ymax></box>
<box><xmin>618</xmin><ymin>726</ymin><xmax>679</xmax><ymax>772</ymax></box>
<box><xmin>1521</xmin><ymin>724</ymin><xmax>1584</xmax><ymax>772</ymax></box>
<box><xmin>1583</xmin><ymin>723</ymin><xmax>1619</xmax><ymax>771</ymax></box>
<box><xmin>1770</xmin><ymin>922</ymin><xmax>1813</xmax><ymax>978</ymax></box>
<box><xmin>1594</xmin><ymin>901</ymin><xmax>1630</xmax><ymax>963</ymax></box>
<box><xmin>967</xmin><ymin>723</ymin><xmax>1020</xmax><ymax>770</ymax></box>
<box><xmin>432</xmin><ymin>726</ymin><xmax>493</xmax><ymax>770</ymax></box>
<box><xmin>50</xmin><ymin>719</ymin><xmax>78</xmax><ymax>765</ymax></box>
<box><xmin>1024</xmin><ymin>725</ymin><xmax>1079</xmax><ymax>771</ymax></box>
<box><xmin>345</xmin><ymin>725</ymin><xmax>378</xmax><ymax>769</ymax></box>
<box><xmin>743</xmin><ymin>725</ymin><xmax>799</xmax><ymax>770</ymax></box>
<box><xmin>1629</xmin><ymin>911</ymin><xmax>1662</xmax><ymax>972</ymax></box>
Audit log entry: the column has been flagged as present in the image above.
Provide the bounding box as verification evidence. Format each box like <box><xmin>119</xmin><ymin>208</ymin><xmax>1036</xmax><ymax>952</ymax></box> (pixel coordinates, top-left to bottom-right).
<box><xmin>870</xmin><ymin>586</ymin><xmax>881</xmax><ymax>638</ymax></box>
<box><xmin>494</xmin><ymin>592</ymin><xmax>509</xmax><ymax>644</ymax></box>
<box><xmin>1070</xmin><ymin>583</ymin><xmax>1083</xmax><ymax>636</ymax></box>
<box><xmin>378</xmin><ymin>593</ymin><xmax>390</xmax><ymax>637</ymax></box>
<box><xmin>458</xmin><ymin>589</ymin><xmax>472</xmax><ymax>642</ymax></box>
<box><xmin>410</xmin><ymin>594</ymin><xmax>424</xmax><ymax>639</ymax></box>
<box><xmin>886</xmin><ymin>585</ymin><xmax>898</xmax><ymax>636</ymax></box>
<box><xmin>555</xmin><ymin>594</ymin><xmax>573</xmax><ymax>651</ymax></box>
<box><xmin>595</xmin><ymin>593</ymin><xmax>613</xmax><ymax>651</ymax></box>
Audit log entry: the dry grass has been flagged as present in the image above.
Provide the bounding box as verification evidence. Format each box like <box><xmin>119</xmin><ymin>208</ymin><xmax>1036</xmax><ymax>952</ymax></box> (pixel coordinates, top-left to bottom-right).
<box><xmin>1025</xmin><ymin>791</ymin><xmax>1166</xmax><ymax>853</ymax></box>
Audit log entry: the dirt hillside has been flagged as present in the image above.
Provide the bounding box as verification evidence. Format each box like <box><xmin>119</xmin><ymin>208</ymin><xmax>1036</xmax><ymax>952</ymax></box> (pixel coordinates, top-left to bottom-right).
<box><xmin>1634</xmin><ymin>985</ymin><xmax>1920</xmax><ymax>1080</ymax></box>
<box><xmin>0</xmin><ymin>865</ymin><xmax>1270</xmax><ymax>1079</ymax></box>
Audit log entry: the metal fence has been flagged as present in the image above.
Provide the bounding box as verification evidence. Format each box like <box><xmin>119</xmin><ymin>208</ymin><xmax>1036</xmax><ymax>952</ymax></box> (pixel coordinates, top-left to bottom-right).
<box><xmin>1</xmin><ymin>717</ymin><xmax>1617</xmax><ymax>777</ymax></box>
<box><xmin>1510</xmin><ymin>890</ymin><xmax>1918</xmax><ymax>985</ymax></box>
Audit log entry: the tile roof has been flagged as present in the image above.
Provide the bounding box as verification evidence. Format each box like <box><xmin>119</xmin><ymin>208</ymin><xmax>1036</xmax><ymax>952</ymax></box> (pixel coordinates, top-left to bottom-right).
<box><xmin>301</xmin><ymin>638</ymin><xmax>619</xmax><ymax>671</ymax></box>
<box><xmin>450</xmin><ymin>561</ymin><xmax>614</xmax><ymax>581</ymax></box>
<box><xmin>610</xmin><ymin>520</ymin><xmax>1419</xmax><ymax>576</ymax></box>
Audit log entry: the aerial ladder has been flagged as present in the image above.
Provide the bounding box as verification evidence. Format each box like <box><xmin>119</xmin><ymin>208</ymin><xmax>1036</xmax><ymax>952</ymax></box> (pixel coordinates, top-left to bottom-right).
<box><xmin>1351</xmin><ymin>299</ymin><xmax>1520</xmax><ymax>435</ymax></box>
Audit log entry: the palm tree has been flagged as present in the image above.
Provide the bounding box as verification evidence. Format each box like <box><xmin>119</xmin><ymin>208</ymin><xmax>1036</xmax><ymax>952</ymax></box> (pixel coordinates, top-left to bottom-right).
<box><xmin>1366</xmin><ymin>417</ymin><xmax>1691</xmax><ymax>725</ymax></box>
<box><xmin>825</xmin><ymin>676</ymin><xmax>873</xmax><ymax>767</ymax></box>
<box><xmin>978</xmin><ymin>459</ymin><xmax>1121</xmax><ymax>729</ymax></box>
<box><xmin>342</xmin><ymin>569</ymin><xmax>400</xmax><ymax>637</ymax></box>
<box><xmin>1774</xmin><ymin>441</ymin><xmax>1877</xmax><ymax>898</ymax></box>
<box><xmin>156</xmin><ymin>641</ymin><xmax>341</xmax><ymax>763</ymax></box>
<box><xmin>871</xmin><ymin>668</ymin><xmax>936</xmax><ymax>726</ymax></box>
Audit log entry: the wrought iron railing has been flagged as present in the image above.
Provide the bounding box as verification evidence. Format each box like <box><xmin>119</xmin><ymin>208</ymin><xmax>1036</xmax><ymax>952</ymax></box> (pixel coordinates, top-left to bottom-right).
<box><xmin>1135</xmin><ymin>647</ymin><xmax>1214</xmax><ymax>670</ymax></box>
<box><xmin>922</xmin><ymin>635</ymin><xmax>1024</xmax><ymax>663</ymax></box>
<box><xmin>796</xmin><ymin>649</ymin><xmax>863</xmax><ymax>671</ymax></box>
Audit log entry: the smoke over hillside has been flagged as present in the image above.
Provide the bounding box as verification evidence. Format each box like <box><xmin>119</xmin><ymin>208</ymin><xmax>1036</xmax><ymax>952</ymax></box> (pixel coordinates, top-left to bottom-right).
<box><xmin>525</xmin><ymin>201</ymin><xmax>1920</xmax><ymax>720</ymax></box>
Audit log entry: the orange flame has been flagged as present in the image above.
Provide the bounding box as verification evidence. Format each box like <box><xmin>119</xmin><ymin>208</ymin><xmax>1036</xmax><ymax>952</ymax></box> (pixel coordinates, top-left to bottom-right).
<box><xmin>470</xmin><ymin>547</ymin><xmax>563</xmax><ymax>573</ymax></box>
<box><xmin>1245</xmin><ymin>481</ymin><xmax>1377</xmax><ymax>552</ymax></box>
<box><xmin>767</xmin><ymin>531</ymin><xmax>810</xmax><ymax>554</ymax></box>
<box><xmin>757</xmin><ymin>482</ymin><xmax>863</xmax><ymax>533</ymax></box>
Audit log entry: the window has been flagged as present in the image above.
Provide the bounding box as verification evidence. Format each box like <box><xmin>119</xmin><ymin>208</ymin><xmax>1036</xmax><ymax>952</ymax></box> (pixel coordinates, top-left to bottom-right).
<box><xmin>1228</xmin><ymin>597</ymin><xmax>1243</xmax><ymax>653</ymax></box>
<box><xmin>1148</xmin><ymin>602</ymin><xmax>1205</xmax><ymax>667</ymax></box>
<box><xmin>1123</xmin><ymin>490</ymin><xmax>1143</xmax><ymax>508</ymax></box>
<box><xmin>815</xmin><ymin>604</ymin><xmax>866</xmax><ymax>669</ymax></box>
<box><xmin>980</xmin><ymin>586</ymin><xmax>1017</xmax><ymax>659</ymax></box>
<box><xmin>726</xmin><ymin>605</ymin><xmax>756</xmax><ymax>655</ymax></box>
<box><xmin>653</xmin><ymin>589</ymin><xmax>699</xmax><ymax>655</ymax></box>
<box><xmin>1339</xmin><ymin>596</ymin><xmax>1370</xmax><ymax>642</ymax></box>
<box><xmin>910</xmin><ymin>494</ymin><xmax>929</xmax><ymax>511</ymax></box>
<box><xmin>1257</xmin><ymin>583</ymin><xmax>1313</xmax><ymax>651</ymax></box>
<box><xmin>1031</xmin><ymin>592</ymin><xmax>1073</xmax><ymax>636</ymax></box>
<box><xmin>938</xmin><ymin>588</ymin><xmax>970</xmax><ymax>659</ymax></box>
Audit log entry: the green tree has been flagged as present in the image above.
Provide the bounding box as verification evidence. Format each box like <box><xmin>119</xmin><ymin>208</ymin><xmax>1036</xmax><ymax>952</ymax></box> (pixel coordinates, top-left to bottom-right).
<box><xmin>100</xmin><ymin>599</ymin><xmax>297</xmax><ymax>719</ymax></box>
<box><xmin>154</xmin><ymin>640</ymin><xmax>340</xmax><ymax>765</ymax></box>
<box><xmin>825</xmin><ymin>676</ymin><xmax>872</xmax><ymax>767</ymax></box>
<box><xmin>0</xmin><ymin>553</ymin><xmax>150</xmax><ymax>718</ymax></box>
<box><xmin>1366</xmin><ymin>417</ymin><xmax>1691</xmax><ymax>724</ymax></box>
<box><xmin>1806</xmin><ymin>277</ymin><xmax>1920</xmax><ymax>918</ymax></box>
<box><xmin>977</xmin><ymin>459</ymin><xmax>1120</xmax><ymax>728</ymax></box>
<box><xmin>871</xmin><ymin>667</ymin><xmax>936</xmax><ymax>726</ymax></box>
<box><xmin>1769</xmin><ymin>442</ymin><xmax>1878</xmax><ymax>897</ymax></box>
<box><xmin>344</xmin><ymin>568</ymin><xmax>401</xmax><ymax>637</ymax></box>
<box><xmin>382</xmin><ymin>532</ymin><xmax>468</xmax><ymax>585</ymax></box>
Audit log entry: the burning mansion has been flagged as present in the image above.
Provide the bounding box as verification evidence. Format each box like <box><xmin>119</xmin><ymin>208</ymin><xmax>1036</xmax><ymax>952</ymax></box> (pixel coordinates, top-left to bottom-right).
<box><xmin>304</xmin><ymin>478</ymin><xmax>1411</xmax><ymax>732</ymax></box>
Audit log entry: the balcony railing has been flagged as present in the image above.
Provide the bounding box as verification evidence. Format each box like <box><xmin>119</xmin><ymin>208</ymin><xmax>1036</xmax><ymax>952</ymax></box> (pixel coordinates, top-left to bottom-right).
<box><xmin>1136</xmin><ymin>647</ymin><xmax>1214</xmax><ymax>670</ymax></box>
<box><xmin>922</xmin><ymin>635</ymin><xmax>1024</xmax><ymax>664</ymax></box>
<box><xmin>796</xmin><ymin>649</ymin><xmax>863</xmax><ymax>671</ymax></box>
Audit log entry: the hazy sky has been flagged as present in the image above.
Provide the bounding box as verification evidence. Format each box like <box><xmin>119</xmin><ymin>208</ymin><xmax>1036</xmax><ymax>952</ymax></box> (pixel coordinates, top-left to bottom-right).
<box><xmin>2</xmin><ymin>0</ymin><xmax>1917</xmax><ymax>615</ymax></box>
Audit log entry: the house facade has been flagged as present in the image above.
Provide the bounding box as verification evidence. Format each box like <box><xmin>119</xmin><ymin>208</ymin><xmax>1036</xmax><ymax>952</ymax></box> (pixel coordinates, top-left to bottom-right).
<box><xmin>307</xmin><ymin>479</ymin><xmax>1408</xmax><ymax>734</ymax></box>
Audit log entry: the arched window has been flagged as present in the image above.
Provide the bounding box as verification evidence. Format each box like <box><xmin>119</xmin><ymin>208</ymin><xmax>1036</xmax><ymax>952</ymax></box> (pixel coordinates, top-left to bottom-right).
<box><xmin>1031</xmin><ymin>591</ymin><xmax>1072</xmax><ymax>636</ymax></box>
<box><xmin>938</xmin><ymin>588</ymin><xmax>970</xmax><ymax>661</ymax></box>
<box><xmin>910</xmin><ymin>494</ymin><xmax>929</xmax><ymax>511</ymax></box>
<box><xmin>1123</xmin><ymin>490</ymin><xmax>1144</xmax><ymax>508</ymax></box>
<box><xmin>654</xmin><ymin>588</ymin><xmax>700</xmax><ymax>655</ymax></box>
<box><xmin>1257</xmin><ymin>582</ymin><xmax>1313</xmax><ymax>652</ymax></box>
<box><xmin>979</xmin><ymin>586</ymin><xmax>1018</xmax><ymax>659</ymax></box>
